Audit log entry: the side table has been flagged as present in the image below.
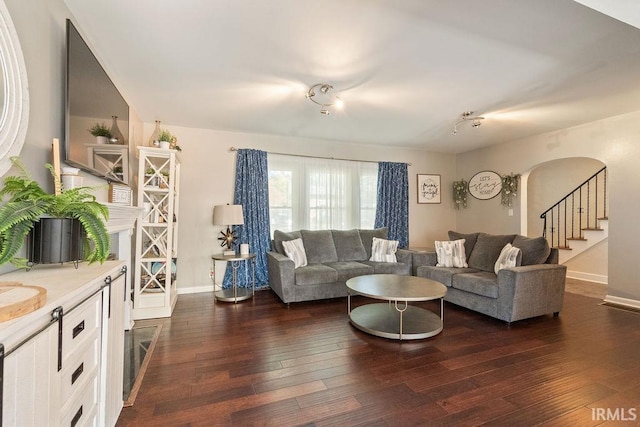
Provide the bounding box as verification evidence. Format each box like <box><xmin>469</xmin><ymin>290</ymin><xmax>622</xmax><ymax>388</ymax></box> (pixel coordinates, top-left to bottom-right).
<box><xmin>211</xmin><ymin>253</ymin><xmax>256</xmax><ymax>303</ymax></box>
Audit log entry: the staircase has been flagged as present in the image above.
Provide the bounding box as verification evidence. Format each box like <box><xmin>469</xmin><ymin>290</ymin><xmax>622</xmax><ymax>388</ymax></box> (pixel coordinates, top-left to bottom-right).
<box><xmin>540</xmin><ymin>167</ymin><xmax>608</xmax><ymax>264</ymax></box>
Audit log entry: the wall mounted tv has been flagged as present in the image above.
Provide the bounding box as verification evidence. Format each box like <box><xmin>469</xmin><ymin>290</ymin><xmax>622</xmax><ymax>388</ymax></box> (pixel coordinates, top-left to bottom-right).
<box><xmin>65</xmin><ymin>19</ymin><xmax>129</xmax><ymax>184</ymax></box>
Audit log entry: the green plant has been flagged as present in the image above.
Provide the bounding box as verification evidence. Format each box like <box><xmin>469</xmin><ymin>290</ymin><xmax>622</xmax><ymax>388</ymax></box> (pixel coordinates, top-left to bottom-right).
<box><xmin>453</xmin><ymin>179</ymin><xmax>468</xmax><ymax>209</ymax></box>
<box><xmin>0</xmin><ymin>157</ymin><xmax>110</xmax><ymax>267</ymax></box>
<box><xmin>501</xmin><ymin>173</ymin><xmax>521</xmax><ymax>207</ymax></box>
<box><xmin>157</xmin><ymin>129</ymin><xmax>175</xmax><ymax>142</ymax></box>
<box><xmin>89</xmin><ymin>122</ymin><xmax>112</xmax><ymax>138</ymax></box>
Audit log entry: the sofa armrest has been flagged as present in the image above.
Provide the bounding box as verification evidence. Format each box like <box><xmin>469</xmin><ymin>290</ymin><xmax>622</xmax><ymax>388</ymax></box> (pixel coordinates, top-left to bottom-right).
<box><xmin>411</xmin><ymin>251</ymin><xmax>437</xmax><ymax>275</ymax></box>
<box><xmin>497</xmin><ymin>264</ymin><xmax>567</xmax><ymax>322</ymax></box>
<box><xmin>267</xmin><ymin>251</ymin><xmax>295</xmax><ymax>303</ymax></box>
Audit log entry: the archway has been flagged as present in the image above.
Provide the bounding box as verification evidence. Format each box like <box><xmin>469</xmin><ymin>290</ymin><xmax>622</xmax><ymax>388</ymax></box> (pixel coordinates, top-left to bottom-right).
<box><xmin>521</xmin><ymin>157</ymin><xmax>608</xmax><ymax>285</ymax></box>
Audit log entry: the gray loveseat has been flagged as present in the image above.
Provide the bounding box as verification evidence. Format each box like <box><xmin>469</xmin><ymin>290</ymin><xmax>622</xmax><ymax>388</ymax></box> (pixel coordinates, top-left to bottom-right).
<box><xmin>267</xmin><ymin>228</ymin><xmax>412</xmax><ymax>304</ymax></box>
<box><xmin>414</xmin><ymin>231</ymin><xmax>566</xmax><ymax>323</ymax></box>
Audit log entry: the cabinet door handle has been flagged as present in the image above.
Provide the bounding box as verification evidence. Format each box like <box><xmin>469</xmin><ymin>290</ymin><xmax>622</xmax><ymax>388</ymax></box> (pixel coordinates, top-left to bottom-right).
<box><xmin>72</xmin><ymin>321</ymin><xmax>85</xmax><ymax>339</ymax></box>
<box><xmin>71</xmin><ymin>362</ymin><xmax>84</xmax><ymax>385</ymax></box>
<box><xmin>71</xmin><ymin>405</ymin><xmax>83</xmax><ymax>427</ymax></box>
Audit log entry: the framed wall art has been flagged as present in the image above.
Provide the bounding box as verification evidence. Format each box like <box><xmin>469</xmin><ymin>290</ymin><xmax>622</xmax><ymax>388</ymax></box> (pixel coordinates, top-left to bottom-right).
<box><xmin>468</xmin><ymin>170</ymin><xmax>502</xmax><ymax>200</ymax></box>
<box><xmin>108</xmin><ymin>183</ymin><xmax>133</xmax><ymax>206</ymax></box>
<box><xmin>417</xmin><ymin>174</ymin><xmax>441</xmax><ymax>204</ymax></box>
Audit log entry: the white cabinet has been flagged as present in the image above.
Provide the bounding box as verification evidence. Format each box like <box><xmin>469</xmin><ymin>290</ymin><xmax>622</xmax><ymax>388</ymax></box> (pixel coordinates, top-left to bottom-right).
<box><xmin>101</xmin><ymin>272</ymin><xmax>126</xmax><ymax>424</ymax></box>
<box><xmin>0</xmin><ymin>262</ymin><xmax>127</xmax><ymax>427</ymax></box>
<box><xmin>133</xmin><ymin>147</ymin><xmax>180</xmax><ymax>320</ymax></box>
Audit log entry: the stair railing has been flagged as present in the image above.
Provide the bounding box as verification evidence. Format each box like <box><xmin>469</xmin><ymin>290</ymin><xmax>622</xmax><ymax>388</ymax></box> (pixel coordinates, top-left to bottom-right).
<box><xmin>540</xmin><ymin>166</ymin><xmax>607</xmax><ymax>249</ymax></box>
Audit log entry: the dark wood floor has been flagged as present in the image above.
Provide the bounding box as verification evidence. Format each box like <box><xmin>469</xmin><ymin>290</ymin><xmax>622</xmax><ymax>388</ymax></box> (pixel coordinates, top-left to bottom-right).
<box><xmin>117</xmin><ymin>288</ymin><xmax>640</xmax><ymax>426</ymax></box>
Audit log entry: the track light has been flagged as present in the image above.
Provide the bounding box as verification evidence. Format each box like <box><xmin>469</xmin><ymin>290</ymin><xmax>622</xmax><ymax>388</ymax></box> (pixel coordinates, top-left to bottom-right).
<box><xmin>306</xmin><ymin>83</ymin><xmax>343</xmax><ymax>115</ymax></box>
<box><xmin>452</xmin><ymin>111</ymin><xmax>485</xmax><ymax>135</ymax></box>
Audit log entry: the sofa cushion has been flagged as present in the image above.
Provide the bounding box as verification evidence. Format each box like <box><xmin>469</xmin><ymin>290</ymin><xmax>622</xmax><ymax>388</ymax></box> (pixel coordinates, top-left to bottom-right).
<box><xmin>448</xmin><ymin>231</ymin><xmax>480</xmax><ymax>260</ymax></box>
<box><xmin>361</xmin><ymin>260</ymin><xmax>411</xmax><ymax>275</ymax></box>
<box><xmin>358</xmin><ymin>227</ymin><xmax>388</xmax><ymax>259</ymax></box>
<box><xmin>300</xmin><ymin>230</ymin><xmax>339</xmax><ymax>263</ymax></box>
<box><xmin>370</xmin><ymin>237</ymin><xmax>399</xmax><ymax>262</ymax></box>
<box><xmin>273</xmin><ymin>230</ymin><xmax>302</xmax><ymax>255</ymax></box>
<box><xmin>512</xmin><ymin>235</ymin><xmax>551</xmax><ymax>265</ymax></box>
<box><xmin>295</xmin><ymin>263</ymin><xmax>339</xmax><ymax>286</ymax></box>
<box><xmin>435</xmin><ymin>239</ymin><xmax>468</xmax><ymax>268</ymax></box>
<box><xmin>467</xmin><ymin>233</ymin><xmax>516</xmax><ymax>272</ymax></box>
<box><xmin>332</xmin><ymin>229</ymin><xmax>367</xmax><ymax>261</ymax></box>
<box><xmin>452</xmin><ymin>272</ymin><xmax>499</xmax><ymax>298</ymax></box>
<box><xmin>282</xmin><ymin>238</ymin><xmax>308</xmax><ymax>268</ymax></box>
<box><xmin>416</xmin><ymin>265</ymin><xmax>481</xmax><ymax>287</ymax></box>
<box><xmin>323</xmin><ymin>261</ymin><xmax>373</xmax><ymax>282</ymax></box>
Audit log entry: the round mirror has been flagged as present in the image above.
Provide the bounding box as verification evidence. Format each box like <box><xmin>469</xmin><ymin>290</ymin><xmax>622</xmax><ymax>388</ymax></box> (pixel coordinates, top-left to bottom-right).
<box><xmin>0</xmin><ymin>0</ymin><xmax>29</xmax><ymax>176</ymax></box>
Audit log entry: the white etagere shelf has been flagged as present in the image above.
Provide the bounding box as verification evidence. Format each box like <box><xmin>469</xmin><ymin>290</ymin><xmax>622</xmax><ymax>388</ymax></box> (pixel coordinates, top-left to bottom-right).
<box><xmin>133</xmin><ymin>147</ymin><xmax>180</xmax><ymax>319</ymax></box>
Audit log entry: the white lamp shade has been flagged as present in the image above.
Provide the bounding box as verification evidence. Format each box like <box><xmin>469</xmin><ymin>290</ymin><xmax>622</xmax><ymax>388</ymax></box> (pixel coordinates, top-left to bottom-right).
<box><xmin>213</xmin><ymin>204</ymin><xmax>244</xmax><ymax>226</ymax></box>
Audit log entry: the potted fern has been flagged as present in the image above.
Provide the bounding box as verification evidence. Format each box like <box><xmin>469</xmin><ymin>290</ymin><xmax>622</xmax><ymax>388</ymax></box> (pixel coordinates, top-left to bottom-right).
<box><xmin>0</xmin><ymin>157</ymin><xmax>110</xmax><ymax>269</ymax></box>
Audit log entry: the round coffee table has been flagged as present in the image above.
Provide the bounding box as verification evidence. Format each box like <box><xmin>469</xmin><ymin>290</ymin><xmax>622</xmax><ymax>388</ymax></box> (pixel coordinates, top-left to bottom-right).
<box><xmin>346</xmin><ymin>274</ymin><xmax>447</xmax><ymax>340</ymax></box>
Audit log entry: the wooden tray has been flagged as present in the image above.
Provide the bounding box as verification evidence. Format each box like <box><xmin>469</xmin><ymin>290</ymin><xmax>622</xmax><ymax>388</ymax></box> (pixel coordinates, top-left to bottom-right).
<box><xmin>0</xmin><ymin>282</ymin><xmax>47</xmax><ymax>322</ymax></box>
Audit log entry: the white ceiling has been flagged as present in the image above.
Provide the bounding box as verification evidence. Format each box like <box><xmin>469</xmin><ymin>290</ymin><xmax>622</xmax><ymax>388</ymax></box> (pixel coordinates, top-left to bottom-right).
<box><xmin>64</xmin><ymin>0</ymin><xmax>640</xmax><ymax>154</ymax></box>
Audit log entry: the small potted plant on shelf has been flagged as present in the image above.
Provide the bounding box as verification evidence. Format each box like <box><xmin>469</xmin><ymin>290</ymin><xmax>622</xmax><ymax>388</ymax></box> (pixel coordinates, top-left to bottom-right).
<box><xmin>89</xmin><ymin>122</ymin><xmax>112</xmax><ymax>144</ymax></box>
<box><xmin>0</xmin><ymin>157</ymin><xmax>110</xmax><ymax>268</ymax></box>
<box><xmin>145</xmin><ymin>167</ymin><xmax>159</xmax><ymax>187</ymax></box>
<box><xmin>112</xmin><ymin>165</ymin><xmax>124</xmax><ymax>181</ymax></box>
<box><xmin>157</xmin><ymin>129</ymin><xmax>175</xmax><ymax>149</ymax></box>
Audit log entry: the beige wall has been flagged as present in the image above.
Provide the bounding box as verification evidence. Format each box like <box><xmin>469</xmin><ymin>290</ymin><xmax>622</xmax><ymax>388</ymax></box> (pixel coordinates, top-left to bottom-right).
<box><xmin>456</xmin><ymin>110</ymin><xmax>640</xmax><ymax>302</ymax></box>
<box><xmin>4</xmin><ymin>0</ymin><xmax>637</xmax><ymax>303</ymax></box>
<box><xmin>150</xmin><ymin>124</ymin><xmax>456</xmax><ymax>291</ymax></box>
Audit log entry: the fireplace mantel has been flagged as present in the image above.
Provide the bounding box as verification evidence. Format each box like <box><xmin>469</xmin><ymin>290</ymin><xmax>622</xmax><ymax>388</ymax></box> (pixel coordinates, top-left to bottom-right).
<box><xmin>105</xmin><ymin>203</ymin><xmax>142</xmax><ymax>234</ymax></box>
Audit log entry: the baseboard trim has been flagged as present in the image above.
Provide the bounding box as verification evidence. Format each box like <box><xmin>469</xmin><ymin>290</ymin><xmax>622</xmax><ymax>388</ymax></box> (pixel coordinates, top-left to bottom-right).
<box><xmin>603</xmin><ymin>295</ymin><xmax>640</xmax><ymax>311</ymax></box>
<box><xmin>178</xmin><ymin>285</ymin><xmax>214</xmax><ymax>295</ymax></box>
<box><xmin>566</xmin><ymin>270</ymin><xmax>608</xmax><ymax>284</ymax></box>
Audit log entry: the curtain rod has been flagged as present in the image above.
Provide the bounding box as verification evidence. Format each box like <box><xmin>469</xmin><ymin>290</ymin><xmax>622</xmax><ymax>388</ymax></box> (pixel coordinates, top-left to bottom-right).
<box><xmin>229</xmin><ymin>147</ymin><xmax>411</xmax><ymax>166</ymax></box>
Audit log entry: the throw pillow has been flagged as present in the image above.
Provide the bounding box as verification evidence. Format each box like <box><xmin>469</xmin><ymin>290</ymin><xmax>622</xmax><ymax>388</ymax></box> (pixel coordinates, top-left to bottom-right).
<box><xmin>435</xmin><ymin>239</ymin><xmax>468</xmax><ymax>268</ymax></box>
<box><xmin>273</xmin><ymin>230</ymin><xmax>302</xmax><ymax>255</ymax></box>
<box><xmin>282</xmin><ymin>238</ymin><xmax>308</xmax><ymax>269</ymax></box>
<box><xmin>359</xmin><ymin>227</ymin><xmax>388</xmax><ymax>259</ymax></box>
<box><xmin>369</xmin><ymin>237</ymin><xmax>398</xmax><ymax>263</ymax></box>
<box><xmin>494</xmin><ymin>243</ymin><xmax>521</xmax><ymax>274</ymax></box>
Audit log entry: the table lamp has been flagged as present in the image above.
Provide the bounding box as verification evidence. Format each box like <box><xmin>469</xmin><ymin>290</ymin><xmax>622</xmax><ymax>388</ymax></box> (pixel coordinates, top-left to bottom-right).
<box><xmin>213</xmin><ymin>204</ymin><xmax>244</xmax><ymax>255</ymax></box>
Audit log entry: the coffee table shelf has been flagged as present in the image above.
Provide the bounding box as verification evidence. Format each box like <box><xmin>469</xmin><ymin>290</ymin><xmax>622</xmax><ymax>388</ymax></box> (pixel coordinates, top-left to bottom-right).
<box><xmin>349</xmin><ymin>303</ymin><xmax>443</xmax><ymax>340</ymax></box>
<box><xmin>346</xmin><ymin>274</ymin><xmax>447</xmax><ymax>340</ymax></box>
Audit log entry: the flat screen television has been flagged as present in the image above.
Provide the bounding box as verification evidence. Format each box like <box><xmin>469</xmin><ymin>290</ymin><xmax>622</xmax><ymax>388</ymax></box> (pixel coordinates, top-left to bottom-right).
<box><xmin>64</xmin><ymin>19</ymin><xmax>129</xmax><ymax>184</ymax></box>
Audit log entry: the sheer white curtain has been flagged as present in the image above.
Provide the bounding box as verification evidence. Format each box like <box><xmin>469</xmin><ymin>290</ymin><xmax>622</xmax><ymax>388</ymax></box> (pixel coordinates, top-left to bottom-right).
<box><xmin>268</xmin><ymin>154</ymin><xmax>377</xmax><ymax>233</ymax></box>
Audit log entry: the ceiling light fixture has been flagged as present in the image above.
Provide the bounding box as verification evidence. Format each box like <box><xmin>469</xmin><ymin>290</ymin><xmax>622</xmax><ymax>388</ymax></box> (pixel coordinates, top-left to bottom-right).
<box><xmin>452</xmin><ymin>111</ymin><xmax>485</xmax><ymax>135</ymax></box>
<box><xmin>306</xmin><ymin>83</ymin><xmax>343</xmax><ymax>115</ymax></box>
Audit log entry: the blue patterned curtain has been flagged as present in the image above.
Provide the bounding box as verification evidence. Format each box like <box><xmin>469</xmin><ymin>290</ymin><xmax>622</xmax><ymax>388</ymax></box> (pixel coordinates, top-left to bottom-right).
<box><xmin>223</xmin><ymin>149</ymin><xmax>271</xmax><ymax>289</ymax></box>
<box><xmin>374</xmin><ymin>162</ymin><xmax>409</xmax><ymax>248</ymax></box>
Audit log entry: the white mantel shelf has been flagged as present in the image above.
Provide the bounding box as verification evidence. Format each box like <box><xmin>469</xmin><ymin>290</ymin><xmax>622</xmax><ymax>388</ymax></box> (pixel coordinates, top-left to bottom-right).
<box><xmin>105</xmin><ymin>203</ymin><xmax>142</xmax><ymax>234</ymax></box>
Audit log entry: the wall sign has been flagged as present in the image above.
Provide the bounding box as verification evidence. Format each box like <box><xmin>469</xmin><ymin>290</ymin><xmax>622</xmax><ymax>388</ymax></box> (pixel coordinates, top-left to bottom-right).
<box><xmin>468</xmin><ymin>170</ymin><xmax>502</xmax><ymax>200</ymax></box>
<box><xmin>417</xmin><ymin>174</ymin><xmax>441</xmax><ymax>204</ymax></box>
<box><xmin>108</xmin><ymin>183</ymin><xmax>133</xmax><ymax>206</ymax></box>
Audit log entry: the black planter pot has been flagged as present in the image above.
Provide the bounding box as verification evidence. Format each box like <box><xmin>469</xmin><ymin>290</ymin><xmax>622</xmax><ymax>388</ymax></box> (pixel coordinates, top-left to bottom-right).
<box><xmin>26</xmin><ymin>217</ymin><xmax>85</xmax><ymax>269</ymax></box>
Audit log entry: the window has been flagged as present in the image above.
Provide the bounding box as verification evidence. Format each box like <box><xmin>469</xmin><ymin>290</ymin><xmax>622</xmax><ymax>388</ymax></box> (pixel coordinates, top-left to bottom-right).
<box><xmin>268</xmin><ymin>154</ymin><xmax>377</xmax><ymax>234</ymax></box>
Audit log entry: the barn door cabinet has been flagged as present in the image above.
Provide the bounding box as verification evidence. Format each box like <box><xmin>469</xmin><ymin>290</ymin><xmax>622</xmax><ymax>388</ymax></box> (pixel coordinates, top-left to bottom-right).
<box><xmin>0</xmin><ymin>261</ymin><xmax>127</xmax><ymax>427</ymax></box>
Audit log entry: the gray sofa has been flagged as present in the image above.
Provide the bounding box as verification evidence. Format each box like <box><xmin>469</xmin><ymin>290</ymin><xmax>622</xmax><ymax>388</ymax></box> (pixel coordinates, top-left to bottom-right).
<box><xmin>414</xmin><ymin>231</ymin><xmax>566</xmax><ymax>323</ymax></box>
<box><xmin>267</xmin><ymin>228</ymin><xmax>412</xmax><ymax>304</ymax></box>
